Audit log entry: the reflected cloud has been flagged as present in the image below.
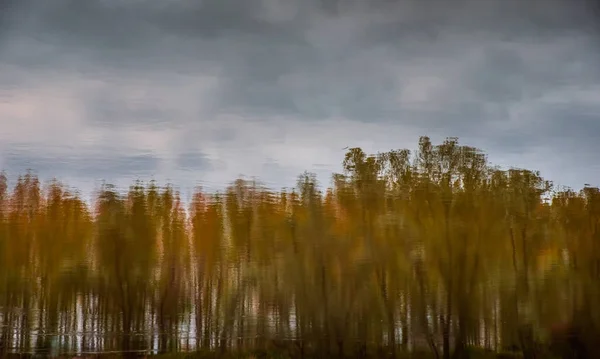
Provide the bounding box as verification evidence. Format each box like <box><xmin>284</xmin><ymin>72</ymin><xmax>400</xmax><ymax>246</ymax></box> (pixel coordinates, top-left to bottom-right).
<box><xmin>1</xmin><ymin>0</ymin><xmax>600</xmax><ymax>192</ymax></box>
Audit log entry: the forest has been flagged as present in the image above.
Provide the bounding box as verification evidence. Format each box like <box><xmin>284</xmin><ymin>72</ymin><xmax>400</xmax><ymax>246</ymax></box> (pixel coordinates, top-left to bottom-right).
<box><xmin>0</xmin><ymin>136</ymin><xmax>599</xmax><ymax>358</ymax></box>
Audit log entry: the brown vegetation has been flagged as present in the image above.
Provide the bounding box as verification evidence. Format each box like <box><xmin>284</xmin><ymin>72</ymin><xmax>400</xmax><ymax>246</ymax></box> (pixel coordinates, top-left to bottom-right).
<box><xmin>0</xmin><ymin>136</ymin><xmax>599</xmax><ymax>358</ymax></box>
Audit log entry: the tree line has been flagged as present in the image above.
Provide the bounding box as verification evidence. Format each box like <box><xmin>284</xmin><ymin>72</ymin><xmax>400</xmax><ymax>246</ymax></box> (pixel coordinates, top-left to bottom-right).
<box><xmin>0</xmin><ymin>136</ymin><xmax>598</xmax><ymax>358</ymax></box>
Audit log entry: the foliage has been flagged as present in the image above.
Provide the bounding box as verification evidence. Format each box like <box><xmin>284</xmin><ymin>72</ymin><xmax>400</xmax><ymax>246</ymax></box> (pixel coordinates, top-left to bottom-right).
<box><xmin>0</xmin><ymin>137</ymin><xmax>597</xmax><ymax>358</ymax></box>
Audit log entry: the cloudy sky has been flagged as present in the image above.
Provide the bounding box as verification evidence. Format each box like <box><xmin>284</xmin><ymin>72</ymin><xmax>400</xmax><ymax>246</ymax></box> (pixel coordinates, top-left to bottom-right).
<box><xmin>1</xmin><ymin>0</ymin><xmax>600</xmax><ymax>199</ymax></box>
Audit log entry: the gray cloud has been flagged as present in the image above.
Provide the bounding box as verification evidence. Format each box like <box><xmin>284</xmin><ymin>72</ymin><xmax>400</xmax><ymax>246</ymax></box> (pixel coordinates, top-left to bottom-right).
<box><xmin>176</xmin><ymin>152</ymin><xmax>213</xmax><ymax>172</ymax></box>
<box><xmin>2</xmin><ymin>151</ymin><xmax>161</xmax><ymax>179</ymax></box>
<box><xmin>1</xmin><ymin>0</ymin><xmax>600</xmax><ymax>191</ymax></box>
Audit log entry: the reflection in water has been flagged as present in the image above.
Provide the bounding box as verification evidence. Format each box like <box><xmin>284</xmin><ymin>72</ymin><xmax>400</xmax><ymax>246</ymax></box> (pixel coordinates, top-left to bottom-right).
<box><xmin>0</xmin><ymin>137</ymin><xmax>598</xmax><ymax>358</ymax></box>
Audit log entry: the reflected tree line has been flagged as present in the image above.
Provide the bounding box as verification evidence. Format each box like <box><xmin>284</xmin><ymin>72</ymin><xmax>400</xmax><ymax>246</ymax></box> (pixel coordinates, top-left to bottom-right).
<box><xmin>0</xmin><ymin>136</ymin><xmax>599</xmax><ymax>358</ymax></box>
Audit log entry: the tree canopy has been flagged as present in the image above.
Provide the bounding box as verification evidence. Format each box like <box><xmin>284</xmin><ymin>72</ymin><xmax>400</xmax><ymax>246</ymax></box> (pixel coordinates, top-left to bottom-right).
<box><xmin>0</xmin><ymin>136</ymin><xmax>598</xmax><ymax>358</ymax></box>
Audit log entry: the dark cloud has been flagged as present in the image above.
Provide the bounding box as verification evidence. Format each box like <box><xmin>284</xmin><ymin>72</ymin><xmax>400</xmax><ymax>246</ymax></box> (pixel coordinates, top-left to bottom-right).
<box><xmin>2</xmin><ymin>0</ymin><xmax>600</xmax><ymax>190</ymax></box>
